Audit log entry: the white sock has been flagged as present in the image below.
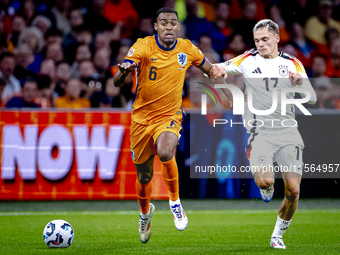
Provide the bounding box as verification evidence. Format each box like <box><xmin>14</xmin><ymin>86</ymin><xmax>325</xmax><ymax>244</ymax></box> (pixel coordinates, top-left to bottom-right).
<box><xmin>140</xmin><ymin>207</ymin><xmax>151</xmax><ymax>219</ymax></box>
<box><xmin>169</xmin><ymin>198</ymin><xmax>181</xmax><ymax>207</ymax></box>
<box><xmin>271</xmin><ymin>216</ymin><xmax>291</xmax><ymax>238</ymax></box>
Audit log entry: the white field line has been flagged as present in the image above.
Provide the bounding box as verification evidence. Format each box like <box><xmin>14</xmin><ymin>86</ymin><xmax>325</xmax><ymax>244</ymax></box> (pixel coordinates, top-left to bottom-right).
<box><xmin>0</xmin><ymin>209</ymin><xmax>339</xmax><ymax>216</ymax></box>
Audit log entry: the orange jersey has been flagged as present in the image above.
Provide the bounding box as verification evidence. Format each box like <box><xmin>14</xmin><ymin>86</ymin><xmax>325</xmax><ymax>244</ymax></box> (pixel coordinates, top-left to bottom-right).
<box><xmin>124</xmin><ymin>35</ymin><xmax>205</xmax><ymax>124</ymax></box>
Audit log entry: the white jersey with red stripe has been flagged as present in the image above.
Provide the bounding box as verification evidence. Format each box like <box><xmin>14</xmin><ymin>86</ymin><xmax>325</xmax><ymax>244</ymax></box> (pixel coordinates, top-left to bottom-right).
<box><xmin>220</xmin><ymin>48</ymin><xmax>317</xmax><ymax>133</ymax></box>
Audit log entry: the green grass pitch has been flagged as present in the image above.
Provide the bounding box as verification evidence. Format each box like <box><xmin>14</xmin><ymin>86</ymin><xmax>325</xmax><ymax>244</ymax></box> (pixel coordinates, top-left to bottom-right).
<box><xmin>0</xmin><ymin>209</ymin><xmax>339</xmax><ymax>254</ymax></box>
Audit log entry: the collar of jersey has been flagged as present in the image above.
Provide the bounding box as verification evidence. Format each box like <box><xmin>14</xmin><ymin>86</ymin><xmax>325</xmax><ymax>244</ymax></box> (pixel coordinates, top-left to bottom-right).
<box><xmin>155</xmin><ymin>34</ymin><xmax>177</xmax><ymax>51</ymax></box>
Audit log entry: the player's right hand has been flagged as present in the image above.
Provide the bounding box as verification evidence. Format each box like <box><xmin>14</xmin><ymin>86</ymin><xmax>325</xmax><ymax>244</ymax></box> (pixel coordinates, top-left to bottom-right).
<box><xmin>118</xmin><ymin>62</ymin><xmax>136</xmax><ymax>75</ymax></box>
<box><xmin>209</xmin><ymin>64</ymin><xmax>227</xmax><ymax>79</ymax></box>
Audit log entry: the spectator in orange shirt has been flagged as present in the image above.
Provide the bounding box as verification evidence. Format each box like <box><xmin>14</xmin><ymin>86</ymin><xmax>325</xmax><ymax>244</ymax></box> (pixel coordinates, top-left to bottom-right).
<box><xmin>103</xmin><ymin>0</ymin><xmax>139</xmax><ymax>38</ymax></box>
<box><xmin>305</xmin><ymin>0</ymin><xmax>340</xmax><ymax>46</ymax></box>
<box><xmin>55</xmin><ymin>78</ymin><xmax>90</xmax><ymax>108</ymax></box>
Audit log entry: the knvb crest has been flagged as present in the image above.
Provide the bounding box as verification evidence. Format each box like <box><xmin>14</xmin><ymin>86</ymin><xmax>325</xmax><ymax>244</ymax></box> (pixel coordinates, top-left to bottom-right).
<box><xmin>177</xmin><ymin>52</ymin><xmax>187</xmax><ymax>66</ymax></box>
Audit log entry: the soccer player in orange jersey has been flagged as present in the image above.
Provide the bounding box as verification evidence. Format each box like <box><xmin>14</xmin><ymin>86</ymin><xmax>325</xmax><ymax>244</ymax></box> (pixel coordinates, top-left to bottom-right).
<box><xmin>114</xmin><ymin>7</ymin><xmax>225</xmax><ymax>243</ymax></box>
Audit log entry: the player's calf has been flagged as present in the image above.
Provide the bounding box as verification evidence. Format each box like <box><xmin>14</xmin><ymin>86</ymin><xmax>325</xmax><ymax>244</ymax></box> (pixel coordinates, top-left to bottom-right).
<box><xmin>134</xmin><ymin>155</ymin><xmax>155</xmax><ymax>185</ymax></box>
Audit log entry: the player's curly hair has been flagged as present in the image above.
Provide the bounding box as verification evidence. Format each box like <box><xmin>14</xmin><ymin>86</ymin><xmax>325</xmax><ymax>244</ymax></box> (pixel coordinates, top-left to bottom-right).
<box><xmin>155</xmin><ymin>7</ymin><xmax>178</xmax><ymax>21</ymax></box>
<box><xmin>253</xmin><ymin>19</ymin><xmax>279</xmax><ymax>35</ymax></box>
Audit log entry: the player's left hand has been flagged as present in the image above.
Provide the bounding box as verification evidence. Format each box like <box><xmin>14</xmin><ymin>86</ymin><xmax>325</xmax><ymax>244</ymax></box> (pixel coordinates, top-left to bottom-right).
<box><xmin>289</xmin><ymin>71</ymin><xmax>303</xmax><ymax>86</ymax></box>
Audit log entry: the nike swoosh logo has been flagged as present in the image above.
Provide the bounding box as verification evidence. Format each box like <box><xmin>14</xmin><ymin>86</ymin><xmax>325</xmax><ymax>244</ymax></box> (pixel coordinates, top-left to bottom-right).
<box><xmin>167</xmin><ymin>127</ymin><xmax>174</xmax><ymax>129</ymax></box>
<box><xmin>151</xmin><ymin>58</ymin><xmax>159</xmax><ymax>61</ymax></box>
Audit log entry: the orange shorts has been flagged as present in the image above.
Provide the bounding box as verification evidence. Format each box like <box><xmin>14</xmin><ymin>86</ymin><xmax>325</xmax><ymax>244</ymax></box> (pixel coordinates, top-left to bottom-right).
<box><xmin>130</xmin><ymin>109</ymin><xmax>185</xmax><ymax>164</ymax></box>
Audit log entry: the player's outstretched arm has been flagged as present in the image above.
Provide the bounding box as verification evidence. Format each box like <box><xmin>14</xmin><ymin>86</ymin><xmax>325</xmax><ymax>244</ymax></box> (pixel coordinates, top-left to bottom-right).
<box><xmin>197</xmin><ymin>58</ymin><xmax>234</xmax><ymax>107</ymax></box>
<box><xmin>113</xmin><ymin>62</ymin><xmax>136</xmax><ymax>87</ymax></box>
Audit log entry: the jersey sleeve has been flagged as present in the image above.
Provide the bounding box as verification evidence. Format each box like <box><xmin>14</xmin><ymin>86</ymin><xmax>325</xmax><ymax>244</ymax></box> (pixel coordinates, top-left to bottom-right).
<box><xmin>293</xmin><ymin>58</ymin><xmax>317</xmax><ymax>104</ymax></box>
<box><xmin>123</xmin><ymin>39</ymin><xmax>148</xmax><ymax>66</ymax></box>
<box><xmin>299</xmin><ymin>74</ymin><xmax>317</xmax><ymax>105</ymax></box>
<box><xmin>221</xmin><ymin>51</ymin><xmax>251</xmax><ymax>75</ymax></box>
<box><xmin>189</xmin><ymin>42</ymin><xmax>205</xmax><ymax>67</ymax></box>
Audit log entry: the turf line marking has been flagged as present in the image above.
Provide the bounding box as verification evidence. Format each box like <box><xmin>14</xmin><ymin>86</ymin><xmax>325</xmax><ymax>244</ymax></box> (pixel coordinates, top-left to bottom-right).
<box><xmin>0</xmin><ymin>209</ymin><xmax>340</xmax><ymax>216</ymax></box>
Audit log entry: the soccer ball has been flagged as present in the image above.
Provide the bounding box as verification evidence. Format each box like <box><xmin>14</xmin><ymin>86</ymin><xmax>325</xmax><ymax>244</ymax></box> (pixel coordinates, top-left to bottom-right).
<box><xmin>43</xmin><ymin>219</ymin><xmax>74</xmax><ymax>248</ymax></box>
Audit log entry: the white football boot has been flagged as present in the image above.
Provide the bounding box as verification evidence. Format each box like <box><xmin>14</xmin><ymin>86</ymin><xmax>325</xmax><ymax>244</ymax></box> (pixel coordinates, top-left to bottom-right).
<box><xmin>260</xmin><ymin>182</ymin><xmax>274</xmax><ymax>203</ymax></box>
<box><xmin>138</xmin><ymin>203</ymin><xmax>155</xmax><ymax>243</ymax></box>
<box><xmin>270</xmin><ymin>236</ymin><xmax>287</xmax><ymax>249</ymax></box>
<box><xmin>170</xmin><ymin>199</ymin><xmax>188</xmax><ymax>231</ymax></box>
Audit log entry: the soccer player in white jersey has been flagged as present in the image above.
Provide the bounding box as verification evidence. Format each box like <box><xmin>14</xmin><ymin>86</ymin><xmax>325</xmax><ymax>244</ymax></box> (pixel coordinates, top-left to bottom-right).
<box><xmin>209</xmin><ymin>19</ymin><xmax>317</xmax><ymax>249</ymax></box>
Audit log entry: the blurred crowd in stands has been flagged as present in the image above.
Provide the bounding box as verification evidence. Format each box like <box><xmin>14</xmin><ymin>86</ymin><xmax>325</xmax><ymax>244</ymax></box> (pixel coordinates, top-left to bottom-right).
<box><xmin>0</xmin><ymin>0</ymin><xmax>340</xmax><ymax>109</ymax></box>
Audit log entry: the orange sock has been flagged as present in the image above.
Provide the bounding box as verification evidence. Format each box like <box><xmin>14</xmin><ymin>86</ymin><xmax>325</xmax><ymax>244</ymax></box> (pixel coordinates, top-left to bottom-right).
<box><xmin>161</xmin><ymin>157</ymin><xmax>179</xmax><ymax>201</ymax></box>
<box><xmin>135</xmin><ymin>179</ymin><xmax>153</xmax><ymax>214</ymax></box>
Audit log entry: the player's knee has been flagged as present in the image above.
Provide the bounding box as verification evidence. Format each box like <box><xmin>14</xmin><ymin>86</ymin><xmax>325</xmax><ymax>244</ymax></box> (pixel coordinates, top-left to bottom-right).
<box><xmin>256</xmin><ymin>177</ymin><xmax>274</xmax><ymax>189</ymax></box>
<box><xmin>157</xmin><ymin>147</ymin><xmax>173</xmax><ymax>162</ymax></box>
<box><xmin>292</xmin><ymin>188</ymin><xmax>300</xmax><ymax>198</ymax></box>
<box><xmin>138</xmin><ymin>172</ymin><xmax>152</xmax><ymax>185</ymax></box>
<box><xmin>286</xmin><ymin>186</ymin><xmax>300</xmax><ymax>200</ymax></box>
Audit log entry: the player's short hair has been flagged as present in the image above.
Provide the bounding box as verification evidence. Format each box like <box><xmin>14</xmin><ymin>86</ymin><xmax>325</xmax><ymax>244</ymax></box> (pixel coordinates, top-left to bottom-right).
<box><xmin>253</xmin><ymin>19</ymin><xmax>279</xmax><ymax>35</ymax></box>
<box><xmin>155</xmin><ymin>7</ymin><xmax>178</xmax><ymax>21</ymax></box>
